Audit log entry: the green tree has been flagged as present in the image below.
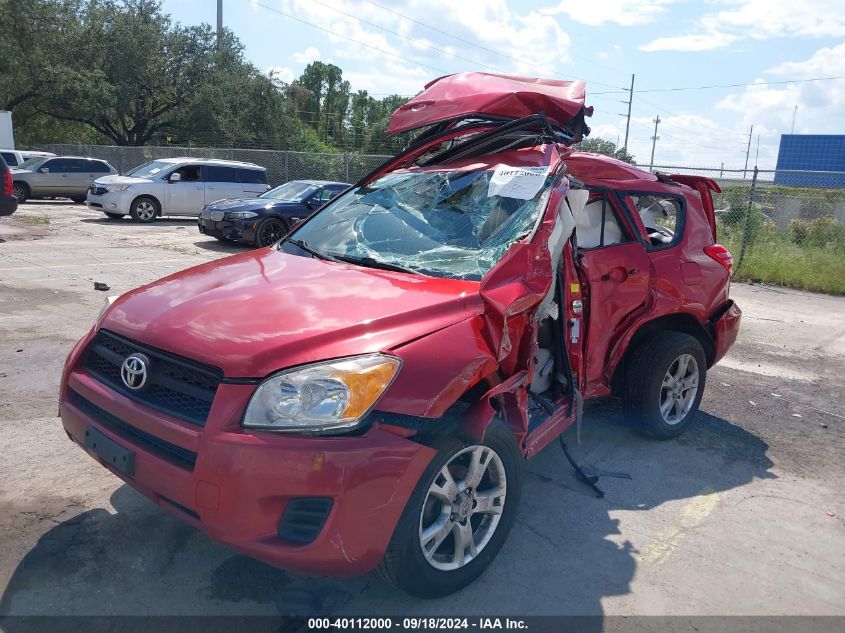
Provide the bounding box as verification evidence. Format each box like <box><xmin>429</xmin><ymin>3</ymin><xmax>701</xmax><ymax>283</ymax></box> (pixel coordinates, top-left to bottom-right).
<box><xmin>577</xmin><ymin>137</ymin><xmax>636</xmax><ymax>163</ymax></box>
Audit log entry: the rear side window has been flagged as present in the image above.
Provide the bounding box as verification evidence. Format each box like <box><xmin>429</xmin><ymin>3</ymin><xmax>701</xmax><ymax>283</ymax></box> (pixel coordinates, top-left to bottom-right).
<box><xmin>89</xmin><ymin>160</ymin><xmax>111</xmax><ymax>173</ymax></box>
<box><xmin>67</xmin><ymin>159</ymin><xmax>92</xmax><ymax>172</ymax></box>
<box><xmin>238</xmin><ymin>168</ymin><xmax>266</xmax><ymax>184</ymax></box>
<box><xmin>629</xmin><ymin>194</ymin><xmax>684</xmax><ymax>247</ymax></box>
<box><xmin>1</xmin><ymin>152</ymin><xmax>17</xmax><ymax>166</ymax></box>
<box><xmin>204</xmin><ymin>165</ymin><xmax>238</xmax><ymax>182</ymax></box>
<box><xmin>569</xmin><ymin>191</ymin><xmax>631</xmax><ymax>249</ymax></box>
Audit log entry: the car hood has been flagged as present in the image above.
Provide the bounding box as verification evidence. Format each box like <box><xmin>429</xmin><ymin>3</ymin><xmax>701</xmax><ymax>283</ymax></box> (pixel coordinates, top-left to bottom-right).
<box><xmin>95</xmin><ymin>175</ymin><xmax>153</xmax><ymax>185</ymax></box>
<box><xmin>100</xmin><ymin>248</ymin><xmax>483</xmax><ymax>377</ymax></box>
<box><xmin>207</xmin><ymin>198</ymin><xmax>302</xmax><ymax>211</ymax></box>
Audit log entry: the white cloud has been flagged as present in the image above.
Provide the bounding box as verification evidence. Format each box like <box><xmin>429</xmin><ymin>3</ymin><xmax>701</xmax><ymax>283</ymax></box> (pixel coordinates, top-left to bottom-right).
<box><xmin>547</xmin><ymin>0</ymin><xmax>674</xmax><ymax>27</ymax></box>
<box><xmin>292</xmin><ymin>46</ymin><xmax>322</xmax><ymax>64</ymax></box>
<box><xmin>267</xmin><ymin>65</ymin><xmax>294</xmax><ymax>84</ymax></box>
<box><xmin>640</xmin><ymin>32</ymin><xmax>738</xmax><ymax>52</ymax></box>
<box><xmin>641</xmin><ymin>0</ymin><xmax>845</xmax><ymax>52</ymax></box>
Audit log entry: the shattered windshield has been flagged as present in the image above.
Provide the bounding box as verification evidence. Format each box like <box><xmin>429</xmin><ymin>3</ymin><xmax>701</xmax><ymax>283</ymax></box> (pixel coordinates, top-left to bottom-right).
<box><xmin>287</xmin><ymin>166</ymin><xmax>552</xmax><ymax>280</ymax></box>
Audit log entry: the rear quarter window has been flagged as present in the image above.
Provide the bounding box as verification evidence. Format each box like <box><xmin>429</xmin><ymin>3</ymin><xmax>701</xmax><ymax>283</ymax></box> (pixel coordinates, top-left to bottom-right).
<box><xmin>1</xmin><ymin>152</ymin><xmax>17</xmax><ymax>166</ymax></box>
<box><xmin>205</xmin><ymin>166</ymin><xmax>239</xmax><ymax>183</ymax></box>
<box><xmin>628</xmin><ymin>194</ymin><xmax>685</xmax><ymax>248</ymax></box>
<box><xmin>238</xmin><ymin>168</ymin><xmax>267</xmax><ymax>184</ymax></box>
<box><xmin>89</xmin><ymin>160</ymin><xmax>112</xmax><ymax>173</ymax></box>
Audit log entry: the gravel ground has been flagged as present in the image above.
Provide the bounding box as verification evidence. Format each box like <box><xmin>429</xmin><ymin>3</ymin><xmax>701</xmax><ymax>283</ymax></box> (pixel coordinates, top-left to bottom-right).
<box><xmin>0</xmin><ymin>201</ymin><xmax>843</xmax><ymax>619</ymax></box>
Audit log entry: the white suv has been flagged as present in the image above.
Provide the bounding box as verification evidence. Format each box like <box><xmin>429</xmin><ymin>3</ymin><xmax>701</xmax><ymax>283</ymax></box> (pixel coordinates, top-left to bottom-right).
<box><xmin>87</xmin><ymin>157</ymin><xmax>270</xmax><ymax>222</ymax></box>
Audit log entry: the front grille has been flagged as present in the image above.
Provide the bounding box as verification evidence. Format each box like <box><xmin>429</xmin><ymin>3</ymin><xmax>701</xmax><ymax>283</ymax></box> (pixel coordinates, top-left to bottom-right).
<box><xmin>83</xmin><ymin>329</ymin><xmax>222</xmax><ymax>426</ymax></box>
<box><xmin>69</xmin><ymin>390</ymin><xmax>198</xmax><ymax>471</ymax></box>
<box><xmin>89</xmin><ymin>185</ymin><xmax>108</xmax><ymax>196</ymax></box>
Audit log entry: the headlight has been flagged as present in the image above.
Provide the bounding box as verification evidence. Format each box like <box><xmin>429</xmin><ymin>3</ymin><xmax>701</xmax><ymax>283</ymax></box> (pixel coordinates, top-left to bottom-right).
<box><xmin>243</xmin><ymin>354</ymin><xmax>401</xmax><ymax>433</ymax></box>
<box><xmin>225</xmin><ymin>211</ymin><xmax>259</xmax><ymax>219</ymax></box>
<box><xmin>105</xmin><ymin>185</ymin><xmax>131</xmax><ymax>192</ymax></box>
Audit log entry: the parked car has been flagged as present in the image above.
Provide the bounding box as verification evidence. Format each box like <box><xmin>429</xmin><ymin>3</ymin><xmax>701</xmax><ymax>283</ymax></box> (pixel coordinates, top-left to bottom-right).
<box><xmin>87</xmin><ymin>158</ymin><xmax>270</xmax><ymax>222</ymax></box>
<box><xmin>0</xmin><ymin>149</ymin><xmax>56</xmax><ymax>168</ymax></box>
<box><xmin>59</xmin><ymin>73</ymin><xmax>741</xmax><ymax>598</ymax></box>
<box><xmin>1</xmin><ymin>154</ymin><xmax>17</xmax><ymax>216</ymax></box>
<box><xmin>11</xmin><ymin>156</ymin><xmax>116</xmax><ymax>203</ymax></box>
<box><xmin>198</xmin><ymin>179</ymin><xmax>350</xmax><ymax>247</ymax></box>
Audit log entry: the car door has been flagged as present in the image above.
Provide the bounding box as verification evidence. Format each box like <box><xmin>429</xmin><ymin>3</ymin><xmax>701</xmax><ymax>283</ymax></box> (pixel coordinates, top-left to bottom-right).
<box><xmin>203</xmin><ymin>165</ymin><xmax>242</xmax><ymax>203</ymax></box>
<box><xmin>33</xmin><ymin>158</ymin><xmax>73</xmax><ymax>195</ymax></box>
<box><xmin>571</xmin><ymin>189</ymin><xmax>652</xmax><ymax>393</ymax></box>
<box><xmin>64</xmin><ymin>158</ymin><xmax>97</xmax><ymax>195</ymax></box>
<box><xmin>164</xmin><ymin>164</ymin><xmax>204</xmax><ymax>215</ymax></box>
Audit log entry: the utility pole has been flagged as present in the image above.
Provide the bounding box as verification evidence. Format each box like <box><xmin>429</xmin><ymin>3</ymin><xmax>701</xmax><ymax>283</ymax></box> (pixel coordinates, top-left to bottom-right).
<box><xmin>791</xmin><ymin>105</ymin><xmax>798</xmax><ymax>134</ymax></box>
<box><xmin>648</xmin><ymin>115</ymin><xmax>660</xmax><ymax>172</ymax></box>
<box><xmin>743</xmin><ymin>124</ymin><xmax>753</xmax><ymax>179</ymax></box>
<box><xmin>623</xmin><ymin>74</ymin><xmax>635</xmax><ymax>151</ymax></box>
<box><xmin>217</xmin><ymin>0</ymin><xmax>223</xmax><ymax>48</ymax></box>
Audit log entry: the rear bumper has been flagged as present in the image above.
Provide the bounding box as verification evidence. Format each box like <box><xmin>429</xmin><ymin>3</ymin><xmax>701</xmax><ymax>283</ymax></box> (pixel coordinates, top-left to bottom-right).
<box><xmin>711</xmin><ymin>299</ymin><xmax>742</xmax><ymax>365</ymax></box>
<box><xmin>0</xmin><ymin>193</ymin><xmax>17</xmax><ymax>216</ymax></box>
<box><xmin>59</xmin><ymin>333</ymin><xmax>435</xmax><ymax>575</ymax></box>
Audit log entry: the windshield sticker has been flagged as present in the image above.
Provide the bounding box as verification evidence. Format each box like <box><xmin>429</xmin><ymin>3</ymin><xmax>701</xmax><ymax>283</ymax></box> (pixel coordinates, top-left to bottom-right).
<box><xmin>487</xmin><ymin>165</ymin><xmax>550</xmax><ymax>200</ymax></box>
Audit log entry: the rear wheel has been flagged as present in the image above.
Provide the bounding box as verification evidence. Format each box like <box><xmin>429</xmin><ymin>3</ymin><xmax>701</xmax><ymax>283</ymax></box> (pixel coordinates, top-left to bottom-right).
<box><xmin>378</xmin><ymin>421</ymin><xmax>524</xmax><ymax>598</ymax></box>
<box><xmin>12</xmin><ymin>182</ymin><xmax>28</xmax><ymax>203</ymax></box>
<box><xmin>623</xmin><ymin>331</ymin><xmax>706</xmax><ymax>439</ymax></box>
<box><xmin>129</xmin><ymin>197</ymin><xmax>158</xmax><ymax>223</ymax></box>
<box><xmin>254</xmin><ymin>217</ymin><xmax>287</xmax><ymax>247</ymax></box>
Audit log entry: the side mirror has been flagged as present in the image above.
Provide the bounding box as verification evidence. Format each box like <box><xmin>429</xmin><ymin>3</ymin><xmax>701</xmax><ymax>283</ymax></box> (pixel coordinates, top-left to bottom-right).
<box><xmin>307</xmin><ymin>198</ymin><xmax>321</xmax><ymax>210</ymax></box>
<box><xmin>39</xmin><ymin>167</ymin><xmax>50</xmax><ymax>174</ymax></box>
<box><xmin>169</xmin><ymin>172</ymin><xmax>181</xmax><ymax>182</ymax></box>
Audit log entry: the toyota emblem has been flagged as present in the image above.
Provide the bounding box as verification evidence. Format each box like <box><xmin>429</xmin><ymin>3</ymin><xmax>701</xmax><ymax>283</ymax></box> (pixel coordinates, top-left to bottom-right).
<box><xmin>120</xmin><ymin>354</ymin><xmax>149</xmax><ymax>390</ymax></box>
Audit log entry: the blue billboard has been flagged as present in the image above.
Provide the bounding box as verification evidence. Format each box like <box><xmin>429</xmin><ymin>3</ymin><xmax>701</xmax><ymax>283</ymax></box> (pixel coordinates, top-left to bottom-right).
<box><xmin>775</xmin><ymin>134</ymin><xmax>845</xmax><ymax>188</ymax></box>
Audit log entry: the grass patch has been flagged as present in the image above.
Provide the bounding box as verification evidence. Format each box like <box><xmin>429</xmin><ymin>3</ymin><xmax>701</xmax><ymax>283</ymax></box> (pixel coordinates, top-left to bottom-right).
<box><xmin>724</xmin><ymin>235</ymin><xmax>845</xmax><ymax>295</ymax></box>
<box><xmin>18</xmin><ymin>214</ymin><xmax>50</xmax><ymax>225</ymax></box>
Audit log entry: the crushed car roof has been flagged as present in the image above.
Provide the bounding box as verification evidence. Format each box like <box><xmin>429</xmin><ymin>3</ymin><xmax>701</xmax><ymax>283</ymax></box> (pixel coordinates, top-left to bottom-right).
<box><xmin>387</xmin><ymin>72</ymin><xmax>591</xmax><ymax>137</ymax></box>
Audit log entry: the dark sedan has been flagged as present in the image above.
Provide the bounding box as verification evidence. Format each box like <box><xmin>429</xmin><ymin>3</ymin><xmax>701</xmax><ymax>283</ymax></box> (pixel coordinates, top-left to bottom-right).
<box><xmin>198</xmin><ymin>179</ymin><xmax>350</xmax><ymax>247</ymax></box>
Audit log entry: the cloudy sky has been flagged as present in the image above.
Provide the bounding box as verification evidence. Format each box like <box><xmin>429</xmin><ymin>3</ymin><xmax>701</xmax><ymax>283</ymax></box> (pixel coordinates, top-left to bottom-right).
<box><xmin>161</xmin><ymin>0</ymin><xmax>845</xmax><ymax>169</ymax></box>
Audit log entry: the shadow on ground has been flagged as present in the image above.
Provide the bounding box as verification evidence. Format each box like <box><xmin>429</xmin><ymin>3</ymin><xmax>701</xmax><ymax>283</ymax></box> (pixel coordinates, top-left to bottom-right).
<box><xmin>0</xmin><ymin>403</ymin><xmax>774</xmax><ymax>620</ymax></box>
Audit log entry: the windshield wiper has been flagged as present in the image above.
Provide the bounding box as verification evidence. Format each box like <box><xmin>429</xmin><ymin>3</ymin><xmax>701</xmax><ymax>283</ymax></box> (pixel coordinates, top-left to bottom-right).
<box><xmin>285</xmin><ymin>238</ymin><xmax>342</xmax><ymax>263</ymax></box>
<box><xmin>332</xmin><ymin>254</ymin><xmax>418</xmax><ymax>275</ymax></box>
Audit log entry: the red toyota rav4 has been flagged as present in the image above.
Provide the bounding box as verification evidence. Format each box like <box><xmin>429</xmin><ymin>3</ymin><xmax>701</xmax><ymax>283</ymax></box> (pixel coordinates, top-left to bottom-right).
<box><xmin>59</xmin><ymin>73</ymin><xmax>741</xmax><ymax>598</ymax></box>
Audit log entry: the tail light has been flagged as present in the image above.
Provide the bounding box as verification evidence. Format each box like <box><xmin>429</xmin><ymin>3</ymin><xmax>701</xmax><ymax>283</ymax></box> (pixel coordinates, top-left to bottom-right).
<box><xmin>704</xmin><ymin>244</ymin><xmax>733</xmax><ymax>274</ymax></box>
<box><xmin>2</xmin><ymin>170</ymin><xmax>11</xmax><ymax>196</ymax></box>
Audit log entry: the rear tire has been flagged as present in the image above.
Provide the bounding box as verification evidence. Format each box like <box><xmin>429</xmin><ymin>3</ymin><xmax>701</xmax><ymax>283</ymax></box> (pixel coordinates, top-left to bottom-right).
<box><xmin>378</xmin><ymin>421</ymin><xmax>524</xmax><ymax>598</ymax></box>
<box><xmin>129</xmin><ymin>196</ymin><xmax>159</xmax><ymax>223</ymax></box>
<box><xmin>622</xmin><ymin>331</ymin><xmax>707</xmax><ymax>439</ymax></box>
<box><xmin>12</xmin><ymin>182</ymin><xmax>28</xmax><ymax>203</ymax></box>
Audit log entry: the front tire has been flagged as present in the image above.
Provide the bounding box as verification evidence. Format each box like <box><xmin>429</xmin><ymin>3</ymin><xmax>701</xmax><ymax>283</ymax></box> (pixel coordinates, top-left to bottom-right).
<box><xmin>129</xmin><ymin>197</ymin><xmax>158</xmax><ymax>223</ymax></box>
<box><xmin>623</xmin><ymin>331</ymin><xmax>707</xmax><ymax>439</ymax></box>
<box><xmin>378</xmin><ymin>421</ymin><xmax>524</xmax><ymax>598</ymax></box>
<box><xmin>254</xmin><ymin>217</ymin><xmax>288</xmax><ymax>247</ymax></box>
<box><xmin>12</xmin><ymin>182</ymin><xmax>28</xmax><ymax>203</ymax></box>
<box><xmin>104</xmin><ymin>212</ymin><xmax>123</xmax><ymax>220</ymax></box>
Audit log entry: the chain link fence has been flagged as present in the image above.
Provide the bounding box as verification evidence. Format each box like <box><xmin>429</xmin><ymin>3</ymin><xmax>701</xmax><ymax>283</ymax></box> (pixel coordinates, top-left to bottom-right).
<box><xmin>34</xmin><ymin>144</ymin><xmax>391</xmax><ymax>187</ymax></box>
<box><xmin>32</xmin><ymin>144</ymin><xmax>845</xmax><ymax>294</ymax></box>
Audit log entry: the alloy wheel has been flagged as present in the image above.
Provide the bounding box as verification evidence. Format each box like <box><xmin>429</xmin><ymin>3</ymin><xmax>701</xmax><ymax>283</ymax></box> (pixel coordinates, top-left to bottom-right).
<box><xmin>258</xmin><ymin>219</ymin><xmax>285</xmax><ymax>246</ymax></box>
<box><xmin>418</xmin><ymin>445</ymin><xmax>507</xmax><ymax>571</ymax></box>
<box><xmin>12</xmin><ymin>184</ymin><xmax>26</xmax><ymax>200</ymax></box>
<box><xmin>135</xmin><ymin>201</ymin><xmax>155</xmax><ymax>221</ymax></box>
<box><xmin>660</xmin><ymin>353</ymin><xmax>699</xmax><ymax>425</ymax></box>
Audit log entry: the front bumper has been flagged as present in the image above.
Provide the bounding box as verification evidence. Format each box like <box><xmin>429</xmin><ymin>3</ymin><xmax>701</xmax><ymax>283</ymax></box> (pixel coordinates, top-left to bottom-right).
<box><xmin>87</xmin><ymin>190</ymin><xmax>132</xmax><ymax>215</ymax></box>
<box><xmin>197</xmin><ymin>216</ymin><xmax>257</xmax><ymax>243</ymax></box>
<box><xmin>59</xmin><ymin>331</ymin><xmax>435</xmax><ymax>575</ymax></box>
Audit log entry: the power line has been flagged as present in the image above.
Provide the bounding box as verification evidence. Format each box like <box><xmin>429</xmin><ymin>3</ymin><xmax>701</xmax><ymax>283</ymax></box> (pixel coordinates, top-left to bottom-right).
<box><xmin>246</xmin><ymin>0</ymin><xmax>448</xmax><ymax>75</ymax></box>
<box><xmin>636</xmin><ymin>75</ymin><xmax>845</xmax><ymax>93</ymax></box>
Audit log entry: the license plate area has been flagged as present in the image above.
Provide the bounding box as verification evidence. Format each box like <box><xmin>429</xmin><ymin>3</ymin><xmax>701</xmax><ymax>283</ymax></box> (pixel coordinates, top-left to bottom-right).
<box><xmin>85</xmin><ymin>426</ymin><xmax>135</xmax><ymax>477</ymax></box>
